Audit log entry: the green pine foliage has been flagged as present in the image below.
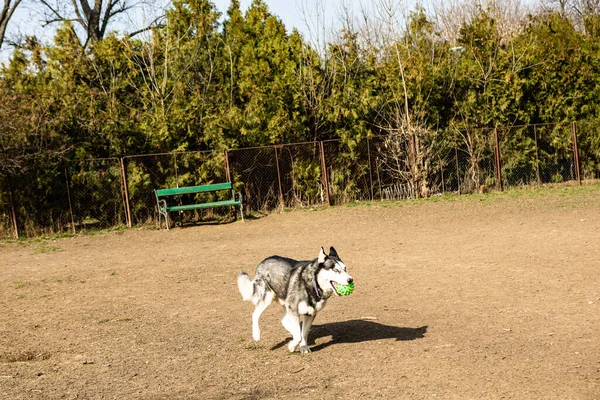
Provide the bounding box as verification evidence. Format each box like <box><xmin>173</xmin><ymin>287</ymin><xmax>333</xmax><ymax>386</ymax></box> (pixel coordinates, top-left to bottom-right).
<box><xmin>3</xmin><ymin>1</ymin><xmax>600</xmax><ymax>234</ymax></box>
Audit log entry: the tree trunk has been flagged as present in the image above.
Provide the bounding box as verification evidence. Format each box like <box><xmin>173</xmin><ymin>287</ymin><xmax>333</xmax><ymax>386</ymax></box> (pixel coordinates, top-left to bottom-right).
<box><xmin>87</xmin><ymin>6</ymin><xmax>101</xmax><ymax>43</ymax></box>
<box><xmin>0</xmin><ymin>0</ymin><xmax>22</xmax><ymax>49</ymax></box>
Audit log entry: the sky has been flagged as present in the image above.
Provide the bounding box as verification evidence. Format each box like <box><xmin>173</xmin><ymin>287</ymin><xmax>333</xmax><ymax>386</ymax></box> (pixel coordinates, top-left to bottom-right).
<box><xmin>1</xmin><ymin>0</ymin><xmax>353</xmax><ymax>62</ymax></box>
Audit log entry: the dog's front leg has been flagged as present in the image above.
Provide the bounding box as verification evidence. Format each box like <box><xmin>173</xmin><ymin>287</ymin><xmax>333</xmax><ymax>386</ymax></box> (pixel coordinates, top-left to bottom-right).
<box><xmin>299</xmin><ymin>314</ymin><xmax>315</xmax><ymax>353</ymax></box>
<box><xmin>282</xmin><ymin>311</ymin><xmax>302</xmax><ymax>352</ymax></box>
<box><xmin>297</xmin><ymin>301</ymin><xmax>315</xmax><ymax>316</ymax></box>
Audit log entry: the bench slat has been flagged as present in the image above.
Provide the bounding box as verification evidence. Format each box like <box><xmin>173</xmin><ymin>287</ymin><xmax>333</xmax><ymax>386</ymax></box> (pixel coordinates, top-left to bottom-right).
<box><xmin>157</xmin><ymin>182</ymin><xmax>232</xmax><ymax>196</ymax></box>
<box><xmin>167</xmin><ymin>199</ymin><xmax>241</xmax><ymax>212</ymax></box>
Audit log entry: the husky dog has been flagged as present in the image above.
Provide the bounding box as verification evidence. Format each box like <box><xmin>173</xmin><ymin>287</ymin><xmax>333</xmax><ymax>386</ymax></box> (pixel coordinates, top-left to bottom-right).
<box><xmin>237</xmin><ymin>247</ymin><xmax>353</xmax><ymax>353</ymax></box>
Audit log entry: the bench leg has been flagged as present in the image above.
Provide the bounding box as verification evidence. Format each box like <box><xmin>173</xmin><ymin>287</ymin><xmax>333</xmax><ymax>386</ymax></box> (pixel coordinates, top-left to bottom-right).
<box><xmin>158</xmin><ymin>212</ymin><xmax>170</xmax><ymax>230</ymax></box>
<box><xmin>157</xmin><ymin>199</ymin><xmax>169</xmax><ymax>230</ymax></box>
<box><xmin>236</xmin><ymin>191</ymin><xmax>244</xmax><ymax>222</ymax></box>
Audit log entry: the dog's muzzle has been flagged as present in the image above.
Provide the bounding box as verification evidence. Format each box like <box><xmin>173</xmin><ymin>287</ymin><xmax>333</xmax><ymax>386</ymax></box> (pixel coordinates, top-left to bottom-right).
<box><xmin>331</xmin><ymin>277</ymin><xmax>353</xmax><ymax>296</ymax></box>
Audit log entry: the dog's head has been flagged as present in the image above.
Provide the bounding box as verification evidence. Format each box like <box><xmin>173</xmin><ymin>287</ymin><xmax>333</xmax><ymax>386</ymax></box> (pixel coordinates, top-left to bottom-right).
<box><xmin>316</xmin><ymin>246</ymin><xmax>353</xmax><ymax>297</ymax></box>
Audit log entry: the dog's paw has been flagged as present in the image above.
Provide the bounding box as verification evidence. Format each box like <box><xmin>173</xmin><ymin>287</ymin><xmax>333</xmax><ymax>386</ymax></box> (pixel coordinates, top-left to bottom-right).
<box><xmin>298</xmin><ymin>302</ymin><xmax>315</xmax><ymax>316</ymax></box>
<box><xmin>287</xmin><ymin>341</ymin><xmax>298</xmax><ymax>352</ymax></box>
<box><xmin>252</xmin><ymin>328</ymin><xmax>261</xmax><ymax>342</ymax></box>
<box><xmin>299</xmin><ymin>345</ymin><xmax>311</xmax><ymax>353</ymax></box>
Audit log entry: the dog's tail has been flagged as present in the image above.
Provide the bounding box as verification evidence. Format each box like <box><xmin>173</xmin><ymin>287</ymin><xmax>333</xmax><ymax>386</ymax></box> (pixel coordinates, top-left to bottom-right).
<box><xmin>238</xmin><ymin>271</ymin><xmax>267</xmax><ymax>304</ymax></box>
<box><xmin>237</xmin><ymin>271</ymin><xmax>255</xmax><ymax>301</ymax></box>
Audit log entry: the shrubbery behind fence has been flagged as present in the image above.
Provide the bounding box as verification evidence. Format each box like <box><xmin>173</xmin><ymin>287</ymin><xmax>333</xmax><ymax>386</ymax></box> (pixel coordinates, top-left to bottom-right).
<box><xmin>2</xmin><ymin>121</ymin><xmax>599</xmax><ymax>239</ymax></box>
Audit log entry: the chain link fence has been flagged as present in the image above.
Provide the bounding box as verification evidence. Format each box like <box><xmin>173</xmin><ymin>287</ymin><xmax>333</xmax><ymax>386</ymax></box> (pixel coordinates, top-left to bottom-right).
<box><xmin>574</xmin><ymin>120</ymin><xmax>600</xmax><ymax>181</ymax></box>
<box><xmin>66</xmin><ymin>158</ymin><xmax>127</xmax><ymax>231</ymax></box>
<box><xmin>228</xmin><ymin>145</ymin><xmax>283</xmax><ymax>212</ymax></box>
<box><xmin>497</xmin><ymin>123</ymin><xmax>578</xmax><ymax>187</ymax></box>
<box><xmin>2</xmin><ymin>121</ymin><xmax>599</xmax><ymax>239</ymax></box>
<box><xmin>0</xmin><ymin>156</ymin><xmax>71</xmax><ymax>238</ymax></box>
<box><xmin>323</xmin><ymin>138</ymin><xmax>376</xmax><ymax>204</ymax></box>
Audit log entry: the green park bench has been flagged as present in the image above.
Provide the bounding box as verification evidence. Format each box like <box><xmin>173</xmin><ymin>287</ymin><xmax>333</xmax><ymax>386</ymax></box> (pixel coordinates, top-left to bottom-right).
<box><xmin>154</xmin><ymin>182</ymin><xmax>243</xmax><ymax>229</ymax></box>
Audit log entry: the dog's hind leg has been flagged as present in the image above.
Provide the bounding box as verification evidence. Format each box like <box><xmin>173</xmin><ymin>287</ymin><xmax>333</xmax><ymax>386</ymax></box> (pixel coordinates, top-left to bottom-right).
<box><xmin>281</xmin><ymin>310</ymin><xmax>302</xmax><ymax>352</ymax></box>
<box><xmin>252</xmin><ymin>290</ymin><xmax>273</xmax><ymax>341</ymax></box>
<box><xmin>299</xmin><ymin>314</ymin><xmax>315</xmax><ymax>353</ymax></box>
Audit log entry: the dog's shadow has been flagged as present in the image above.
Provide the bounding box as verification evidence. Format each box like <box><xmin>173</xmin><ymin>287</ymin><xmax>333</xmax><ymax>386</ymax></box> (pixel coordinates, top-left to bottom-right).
<box><xmin>271</xmin><ymin>320</ymin><xmax>428</xmax><ymax>352</ymax></box>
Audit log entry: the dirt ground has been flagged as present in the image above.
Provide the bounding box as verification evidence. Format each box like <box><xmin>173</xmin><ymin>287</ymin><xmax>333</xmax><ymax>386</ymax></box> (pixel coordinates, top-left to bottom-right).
<box><xmin>1</xmin><ymin>186</ymin><xmax>600</xmax><ymax>399</ymax></box>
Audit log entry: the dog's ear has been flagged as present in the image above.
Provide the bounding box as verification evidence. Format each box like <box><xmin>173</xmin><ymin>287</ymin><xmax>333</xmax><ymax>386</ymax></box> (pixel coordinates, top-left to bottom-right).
<box><xmin>318</xmin><ymin>247</ymin><xmax>326</xmax><ymax>263</ymax></box>
<box><xmin>329</xmin><ymin>246</ymin><xmax>338</xmax><ymax>258</ymax></box>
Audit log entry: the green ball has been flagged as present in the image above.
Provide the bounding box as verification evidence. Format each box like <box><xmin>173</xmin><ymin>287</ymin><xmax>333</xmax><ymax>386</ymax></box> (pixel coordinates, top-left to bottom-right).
<box><xmin>336</xmin><ymin>282</ymin><xmax>354</xmax><ymax>296</ymax></box>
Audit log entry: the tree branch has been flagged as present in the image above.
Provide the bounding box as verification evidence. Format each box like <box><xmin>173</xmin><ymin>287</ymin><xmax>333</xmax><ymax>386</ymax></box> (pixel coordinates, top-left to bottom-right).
<box><xmin>39</xmin><ymin>0</ymin><xmax>66</xmax><ymax>21</ymax></box>
<box><xmin>76</xmin><ymin>0</ymin><xmax>91</xmax><ymax>20</ymax></box>
<box><xmin>1</xmin><ymin>0</ymin><xmax>24</xmax><ymax>49</ymax></box>
<box><xmin>101</xmin><ymin>0</ymin><xmax>132</xmax><ymax>37</ymax></box>
<box><xmin>3</xmin><ymin>0</ymin><xmax>23</xmax><ymax>23</ymax></box>
<box><xmin>126</xmin><ymin>15</ymin><xmax>165</xmax><ymax>38</ymax></box>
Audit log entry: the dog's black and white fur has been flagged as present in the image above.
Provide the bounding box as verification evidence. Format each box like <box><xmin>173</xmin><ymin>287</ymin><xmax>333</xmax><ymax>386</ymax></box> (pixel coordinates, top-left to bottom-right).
<box><xmin>237</xmin><ymin>247</ymin><xmax>353</xmax><ymax>353</ymax></box>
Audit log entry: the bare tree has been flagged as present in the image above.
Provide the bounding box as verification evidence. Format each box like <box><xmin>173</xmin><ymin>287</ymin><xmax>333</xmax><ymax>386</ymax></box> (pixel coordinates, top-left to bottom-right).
<box><xmin>296</xmin><ymin>0</ymin><xmax>333</xmax><ymax>58</ymax></box>
<box><xmin>38</xmin><ymin>0</ymin><xmax>150</xmax><ymax>46</ymax></box>
<box><xmin>295</xmin><ymin>0</ymin><xmax>348</xmax><ymax>142</ymax></box>
<box><xmin>431</xmin><ymin>0</ymin><xmax>531</xmax><ymax>44</ymax></box>
<box><xmin>555</xmin><ymin>0</ymin><xmax>600</xmax><ymax>33</ymax></box>
<box><xmin>361</xmin><ymin>0</ymin><xmax>445</xmax><ymax>198</ymax></box>
<box><xmin>575</xmin><ymin>0</ymin><xmax>600</xmax><ymax>14</ymax></box>
<box><xmin>530</xmin><ymin>0</ymin><xmax>600</xmax><ymax>35</ymax></box>
<box><xmin>0</xmin><ymin>0</ymin><xmax>22</xmax><ymax>49</ymax></box>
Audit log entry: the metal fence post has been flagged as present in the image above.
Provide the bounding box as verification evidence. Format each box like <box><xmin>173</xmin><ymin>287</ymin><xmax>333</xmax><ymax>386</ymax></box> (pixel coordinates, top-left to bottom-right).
<box><xmin>454</xmin><ymin>145</ymin><xmax>461</xmax><ymax>195</ymax></box>
<box><xmin>8</xmin><ymin>182</ymin><xmax>19</xmax><ymax>239</ymax></box>
<box><xmin>173</xmin><ymin>153</ymin><xmax>179</xmax><ymax>187</ymax></box>
<box><xmin>224</xmin><ymin>149</ymin><xmax>231</xmax><ymax>182</ymax></box>
<box><xmin>376</xmin><ymin>157</ymin><xmax>383</xmax><ymax>201</ymax></box>
<box><xmin>571</xmin><ymin>121</ymin><xmax>581</xmax><ymax>185</ymax></box>
<box><xmin>367</xmin><ymin>137</ymin><xmax>374</xmax><ymax>201</ymax></box>
<box><xmin>533</xmin><ymin>125</ymin><xmax>541</xmax><ymax>187</ymax></box>
<box><xmin>319</xmin><ymin>141</ymin><xmax>330</xmax><ymax>206</ymax></box>
<box><xmin>494</xmin><ymin>127</ymin><xmax>503</xmax><ymax>191</ymax></box>
<box><xmin>274</xmin><ymin>146</ymin><xmax>284</xmax><ymax>209</ymax></box>
<box><xmin>64</xmin><ymin>166</ymin><xmax>76</xmax><ymax>234</ymax></box>
<box><xmin>439</xmin><ymin>156</ymin><xmax>446</xmax><ymax>195</ymax></box>
<box><xmin>120</xmin><ymin>158</ymin><xmax>132</xmax><ymax>228</ymax></box>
